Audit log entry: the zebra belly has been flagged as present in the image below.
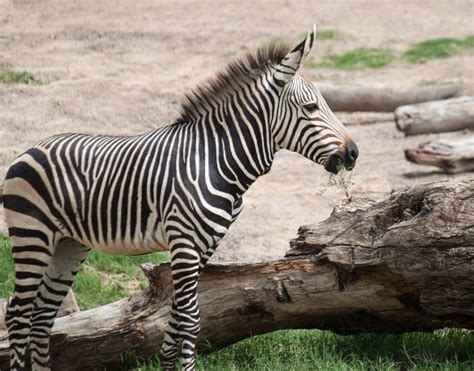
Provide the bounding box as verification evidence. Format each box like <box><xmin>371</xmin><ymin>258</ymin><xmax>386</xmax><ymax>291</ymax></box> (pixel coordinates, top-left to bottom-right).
<box><xmin>90</xmin><ymin>240</ymin><xmax>169</xmax><ymax>255</ymax></box>
<box><xmin>78</xmin><ymin>216</ymin><xmax>170</xmax><ymax>255</ymax></box>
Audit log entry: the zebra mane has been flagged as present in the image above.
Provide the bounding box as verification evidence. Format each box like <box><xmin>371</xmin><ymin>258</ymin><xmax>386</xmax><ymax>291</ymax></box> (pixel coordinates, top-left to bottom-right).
<box><xmin>177</xmin><ymin>43</ymin><xmax>291</xmax><ymax>123</ymax></box>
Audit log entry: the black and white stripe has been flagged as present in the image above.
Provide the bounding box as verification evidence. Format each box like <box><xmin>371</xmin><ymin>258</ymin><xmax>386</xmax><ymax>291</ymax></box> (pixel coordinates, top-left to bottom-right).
<box><xmin>3</xmin><ymin>27</ymin><xmax>357</xmax><ymax>371</ymax></box>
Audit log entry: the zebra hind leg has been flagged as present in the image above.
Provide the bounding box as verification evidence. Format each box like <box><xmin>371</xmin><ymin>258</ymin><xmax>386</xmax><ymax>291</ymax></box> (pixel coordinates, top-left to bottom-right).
<box><xmin>29</xmin><ymin>238</ymin><xmax>90</xmax><ymax>370</ymax></box>
<box><xmin>5</xmin><ymin>230</ymin><xmax>55</xmax><ymax>370</ymax></box>
<box><xmin>161</xmin><ymin>243</ymin><xmax>201</xmax><ymax>371</ymax></box>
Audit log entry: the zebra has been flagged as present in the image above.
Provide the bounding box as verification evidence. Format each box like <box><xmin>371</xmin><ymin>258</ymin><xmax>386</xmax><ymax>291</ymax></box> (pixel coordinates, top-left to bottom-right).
<box><xmin>3</xmin><ymin>27</ymin><xmax>358</xmax><ymax>371</ymax></box>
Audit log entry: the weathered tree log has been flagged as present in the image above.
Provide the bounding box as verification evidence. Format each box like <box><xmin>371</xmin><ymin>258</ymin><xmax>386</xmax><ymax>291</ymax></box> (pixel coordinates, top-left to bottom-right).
<box><xmin>0</xmin><ymin>179</ymin><xmax>473</xmax><ymax>370</ymax></box>
<box><xmin>319</xmin><ymin>83</ymin><xmax>460</xmax><ymax>112</ymax></box>
<box><xmin>395</xmin><ymin>96</ymin><xmax>474</xmax><ymax>136</ymax></box>
<box><xmin>338</xmin><ymin>112</ymin><xmax>395</xmax><ymax>126</ymax></box>
<box><xmin>405</xmin><ymin>137</ymin><xmax>474</xmax><ymax>173</ymax></box>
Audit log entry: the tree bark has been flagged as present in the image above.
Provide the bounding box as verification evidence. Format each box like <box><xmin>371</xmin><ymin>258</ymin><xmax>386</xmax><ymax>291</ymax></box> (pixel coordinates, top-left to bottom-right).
<box><xmin>337</xmin><ymin>112</ymin><xmax>395</xmax><ymax>126</ymax></box>
<box><xmin>405</xmin><ymin>137</ymin><xmax>474</xmax><ymax>173</ymax></box>
<box><xmin>0</xmin><ymin>179</ymin><xmax>472</xmax><ymax>370</ymax></box>
<box><xmin>395</xmin><ymin>96</ymin><xmax>474</xmax><ymax>136</ymax></box>
<box><xmin>319</xmin><ymin>83</ymin><xmax>460</xmax><ymax>112</ymax></box>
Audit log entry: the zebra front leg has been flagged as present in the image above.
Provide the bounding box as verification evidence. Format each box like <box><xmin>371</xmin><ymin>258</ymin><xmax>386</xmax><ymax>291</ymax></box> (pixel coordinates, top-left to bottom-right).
<box><xmin>29</xmin><ymin>239</ymin><xmax>89</xmax><ymax>370</ymax></box>
<box><xmin>197</xmin><ymin>197</ymin><xmax>243</xmax><ymax>273</ymax></box>
<box><xmin>161</xmin><ymin>243</ymin><xmax>201</xmax><ymax>370</ymax></box>
<box><xmin>160</xmin><ymin>299</ymin><xmax>180</xmax><ymax>370</ymax></box>
<box><xmin>198</xmin><ymin>244</ymin><xmax>217</xmax><ymax>273</ymax></box>
<box><xmin>161</xmin><ymin>247</ymin><xmax>215</xmax><ymax>369</ymax></box>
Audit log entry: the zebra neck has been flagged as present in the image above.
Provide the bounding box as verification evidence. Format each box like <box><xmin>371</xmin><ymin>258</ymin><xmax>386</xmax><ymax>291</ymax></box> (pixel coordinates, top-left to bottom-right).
<box><xmin>180</xmin><ymin>107</ymin><xmax>277</xmax><ymax>197</ymax></box>
<box><xmin>176</xmin><ymin>72</ymin><xmax>282</xmax><ymax>196</ymax></box>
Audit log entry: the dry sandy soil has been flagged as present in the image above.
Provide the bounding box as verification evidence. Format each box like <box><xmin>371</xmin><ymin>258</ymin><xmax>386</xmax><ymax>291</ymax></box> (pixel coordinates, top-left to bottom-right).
<box><xmin>0</xmin><ymin>0</ymin><xmax>473</xmax><ymax>262</ymax></box>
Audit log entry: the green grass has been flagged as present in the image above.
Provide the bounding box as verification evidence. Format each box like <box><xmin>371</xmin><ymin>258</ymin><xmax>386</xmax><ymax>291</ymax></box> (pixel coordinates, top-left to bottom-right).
<box><xmin>72</xmin><ymin>264</ymin><xmax>132</xmax><ymax>309</ymax></box>
<box><xmin>317</xmin><ymin>29</ymin><xmax>345</xmax><ymax>40</ymax></box>
<box><xmin>318</xmin><ymin>47</ymin><xmax>395</xmax><ymax>69</ymax></box>
<box><xmin>404</xmin><ymin>36</ymin><xmax>474</xmax><ymax>63</ymax></box>
<box><xmin>122</xmin><ymin>328</ymin><xmax>474</xmax><ymax>370</ymax></box>
<box><xmin>0</xmin><ymin>70</ymin><xmax>42</xmax><ymax>84</ymax></box>
<box><xmin>309</xmin><ymin>35</ymin><xmax>474</xmax><ymax>70</ymax></box>
<box><xmin>74</xmin><ymin>250</ymin><xmax>169</xmax><ymax>309</ymax></box>
<box><xmin>85</xmin><ymin>250</ymin><xmax>168</xmax><ymax>277</ymax></box>
<box><xmin>1</xmin><ymin>234</ymin><xmax>473</xmax><ymax>370</ymax></box>
<box><xmin>0</xmin><ymin>234</ymin><xmax>14</xmax><ymax>298</ymax></box>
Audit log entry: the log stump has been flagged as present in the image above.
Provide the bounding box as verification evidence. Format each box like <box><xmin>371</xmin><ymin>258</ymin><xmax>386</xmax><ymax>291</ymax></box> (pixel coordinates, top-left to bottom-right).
<box><xmin>405</xmin><ymin>137</ymin><xmax>474</xmax><ymax>173</ymax></box>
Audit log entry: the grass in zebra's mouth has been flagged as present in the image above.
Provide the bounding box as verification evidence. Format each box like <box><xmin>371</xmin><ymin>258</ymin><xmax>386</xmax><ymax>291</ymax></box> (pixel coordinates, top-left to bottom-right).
<box><xmin>0</xmin><ymin>70</ymin><xmax>43</xmax><ymax>85</ymax></box>
<box><xmin>316</xmin><ymin>160</ymin><xmax>355</xmax><ymax>203</ymax></box>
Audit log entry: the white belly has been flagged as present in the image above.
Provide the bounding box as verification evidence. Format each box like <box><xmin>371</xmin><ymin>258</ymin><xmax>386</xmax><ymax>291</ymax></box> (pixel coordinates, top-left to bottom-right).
<box><xmin>83</xmin><ymin>219</ymin><xmax>169</xmax><ymax>256</ymax></box>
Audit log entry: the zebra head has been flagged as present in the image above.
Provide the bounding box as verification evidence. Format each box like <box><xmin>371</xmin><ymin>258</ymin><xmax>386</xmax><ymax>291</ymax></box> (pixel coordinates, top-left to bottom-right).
<box><xmin>272</xmin><ymin>28</ymin><xmax>359</xmax><ymax>174</ymax></box>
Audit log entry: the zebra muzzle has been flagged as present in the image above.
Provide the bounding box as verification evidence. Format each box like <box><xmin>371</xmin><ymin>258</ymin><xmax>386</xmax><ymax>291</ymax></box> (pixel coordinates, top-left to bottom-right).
<box><xmin>325</xmin><ymin>141</ymin><xmax>359</xmax><ymax>174</ymax></box>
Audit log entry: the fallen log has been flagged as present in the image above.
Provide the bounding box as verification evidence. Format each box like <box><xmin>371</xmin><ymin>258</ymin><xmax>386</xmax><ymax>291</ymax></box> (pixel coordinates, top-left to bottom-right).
<box><xmin>395</xmin><ymin>96</ymin><xmax>474</xmax><ymax>136</ymax></box>
<box><xmin>405</xmin><ymin>137</ymin><xmax>474</xmax><ymax>173</ymax></box>
<box><xmin>337</xmin><ymin>112</ymin><xmax>395</xmax><ymax>126</ymax></box>
<box><xmin>319</xmin><ymin>83</ymin><xmax>460</xmax><ymax>112</ymax></box>
<box><xmin>0</xmin><ymin>179</ymin><xmax>473</xmax><ymax>370</ymax></box>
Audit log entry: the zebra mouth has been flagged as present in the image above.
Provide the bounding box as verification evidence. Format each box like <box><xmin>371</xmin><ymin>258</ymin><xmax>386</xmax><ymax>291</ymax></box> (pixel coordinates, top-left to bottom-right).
<box><xmin>324</xmin><ymin>141</ymin><xmax>359</xmax><ymax>174</ymax></box>
<box><xmin>325</xmin><ymin>152</ymin><xmax>355</xmax><ymax>174</ymax></box>
<box><xmin>325</xmin><ymin>152</ymin><xmax>345</xmax><ymax>174</ymax></box>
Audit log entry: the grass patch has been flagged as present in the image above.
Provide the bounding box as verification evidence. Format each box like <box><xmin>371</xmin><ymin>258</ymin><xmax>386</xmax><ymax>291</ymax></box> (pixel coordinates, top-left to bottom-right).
<box><xmin>72</xmin><ymin>265</ymin><xmax>131</xmax><ymax>309</ymax></box>
<box><xmin>64</xmin><ymin>250</ymin><xmax>169</xmax><ymax>309</ymax></box>
<box><xmin>404</xmin><ymin>35</ymin><xmax>474</xmax><ymax>63</ymax></box>
<box><xmin>122</xmin><ymin>328</ymin><xmax>474</xmax><ymax>370</ymax></box>
<box><xmin>85</xmin><ymin>250</ymin><xmax>168</xmax><ymax>277</ymax></box>
<box><xmin>311</xmin><ymin>35</ymin><xmax>474</xmax><ymax>70</ymax></box>
<box><xmin>0</xmin><ymin>70</ymin><xmax>42</xmax><ymax>84</ymax></box>
<box><xmin>0</xmin><ymin>234</ymin><xmax>14</xmax><ymax>298</ymax></box>
<box><xmin>318</xmin><ymin>47</ymin><xmax>394</xmax><ymax>69</ymax></box>
<box><xmin>317</xmin><ymin>29</ymin><xmax>345</xmax><ymax>40</ymax></box>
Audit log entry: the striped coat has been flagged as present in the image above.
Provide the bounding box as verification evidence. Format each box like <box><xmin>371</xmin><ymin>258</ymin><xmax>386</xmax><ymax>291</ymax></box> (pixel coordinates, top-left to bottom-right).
<box><xmin>4</xmin><ymin>27</ymin><xmax>358</xmax><ymax>371</ymax></box>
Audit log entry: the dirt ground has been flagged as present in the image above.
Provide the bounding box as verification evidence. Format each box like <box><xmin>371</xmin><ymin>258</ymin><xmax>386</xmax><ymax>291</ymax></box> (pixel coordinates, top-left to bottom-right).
<box><xmin>0</xmin><ymin>0</ymin><xmax>473</xmax><ymax>262</ymax></box>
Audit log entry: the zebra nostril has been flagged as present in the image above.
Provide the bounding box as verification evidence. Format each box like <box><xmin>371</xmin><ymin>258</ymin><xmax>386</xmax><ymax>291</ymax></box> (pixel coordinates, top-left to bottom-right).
<box><xmin>346</xmin><ymin>141</ymin><xmax>359</xmax><ymax>162</ymax></box>
<box><xmin>350</xmin><ymin>149</ymin><xmax>358</xmax><ymax>161</ymax></box>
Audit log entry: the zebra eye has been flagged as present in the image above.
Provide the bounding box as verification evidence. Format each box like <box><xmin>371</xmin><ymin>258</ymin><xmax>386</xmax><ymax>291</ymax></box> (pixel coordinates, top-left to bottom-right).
<box><xmin>303</xmin><ymin>103</ymin><xmax>319</xmax><ymax>113</ymax></box>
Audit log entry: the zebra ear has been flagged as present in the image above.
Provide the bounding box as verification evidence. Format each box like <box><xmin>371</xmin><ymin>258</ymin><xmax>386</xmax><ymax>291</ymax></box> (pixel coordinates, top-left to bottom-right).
<box><xmin>274</xmin><ymin>25</ymin><xmax>316</xmax><ymax>86</ymax></box>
